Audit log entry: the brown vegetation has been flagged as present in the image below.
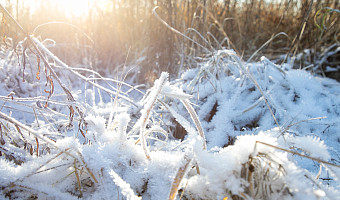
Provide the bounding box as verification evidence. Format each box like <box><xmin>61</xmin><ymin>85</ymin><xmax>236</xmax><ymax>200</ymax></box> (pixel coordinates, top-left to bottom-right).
<box><xmin>1</xmin><ymin>0</ymin><xmax>339</xmax><ymax>81</ymax></box>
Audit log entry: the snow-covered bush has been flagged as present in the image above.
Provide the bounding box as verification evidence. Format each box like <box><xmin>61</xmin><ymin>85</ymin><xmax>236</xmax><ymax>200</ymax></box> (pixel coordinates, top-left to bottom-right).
<box><xmin>175</xmin><ymin>49</ymin><xmax>340</xmax><ymax>157</ymax></box>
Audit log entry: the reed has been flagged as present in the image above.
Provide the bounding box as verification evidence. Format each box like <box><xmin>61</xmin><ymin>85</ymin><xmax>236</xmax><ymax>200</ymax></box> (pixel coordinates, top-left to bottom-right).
<box><xmin>1</xmin><ymin>0</ymin><xmax>338</xmax><ymax>81</ymax></box>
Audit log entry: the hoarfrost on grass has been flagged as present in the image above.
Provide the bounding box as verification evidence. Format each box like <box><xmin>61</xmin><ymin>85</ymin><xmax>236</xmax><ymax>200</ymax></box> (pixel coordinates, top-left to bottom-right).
<box><xmin>0</xmin><ymin>38</ymin><xmax>339</xmax><ymax>200</ymax></box>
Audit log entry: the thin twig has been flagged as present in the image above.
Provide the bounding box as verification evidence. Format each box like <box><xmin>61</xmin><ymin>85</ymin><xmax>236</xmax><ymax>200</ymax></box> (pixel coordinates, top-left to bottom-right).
<box><xmin>256</xmin><ymin>141</ymin><xmax>340</xmax><ymax>168</ymax></box>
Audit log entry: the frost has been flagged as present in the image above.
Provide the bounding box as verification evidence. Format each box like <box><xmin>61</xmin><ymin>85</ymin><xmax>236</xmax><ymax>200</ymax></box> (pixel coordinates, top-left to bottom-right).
<box><xmin>288</xmin><ymin>135</ymin><xmax>330</xmax><ymax>160</ymax></box>
<box><xmin>0</xmin><ymin>37</ymin><xmax>339</xmax><ymax>200</ymax></box>
<box><xmin>161</xmin><ymin>81</ymin><xmax>192</xmax><ymax>100</ymax></box>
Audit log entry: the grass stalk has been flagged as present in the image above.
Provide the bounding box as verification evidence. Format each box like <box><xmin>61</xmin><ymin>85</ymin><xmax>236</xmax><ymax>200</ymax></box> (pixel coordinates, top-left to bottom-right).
<box><xmin>169</xmin><ymin>152</ymin><xmax>193</xmax><ymax>200</ymax></box>
<box><xmin>181</xmin><ymin>99</ymin><xmax>207</xmax><ymax>150</ymax></box>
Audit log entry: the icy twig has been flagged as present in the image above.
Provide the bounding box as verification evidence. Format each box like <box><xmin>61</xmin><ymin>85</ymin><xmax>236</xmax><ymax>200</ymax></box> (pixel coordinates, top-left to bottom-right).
<box><xmin>281</xmin><ymin>117</ymin><xmax>327</xmax><ymax>134</ymax></box>
<box><xmin>255</xmin><ymin>141</ymin><xmax>340</xmax><ymax>168</ymax></box>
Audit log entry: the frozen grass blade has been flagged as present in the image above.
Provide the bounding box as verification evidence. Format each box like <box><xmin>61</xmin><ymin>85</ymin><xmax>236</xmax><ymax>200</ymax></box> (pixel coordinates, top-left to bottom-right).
<box><xmin>169</xmin><ymin>152</ymin><xmax>193</xmax><ymax>200</ymax></box>
<box><xmin>76</xmin><ymin>151</ymin><xmax>98</xmax><ymax>183</ymax></box>
<box><xmin>134</xmin><ymin>126</ymin><xmax>168</xmax><ymax>145</ymax></box>
<box><xmin>181</xmin><ymin>99</ymin><xmax>206</xmax><ymax>150</ymax></box>
<box><xmin>134</xmin><ymin>72</ymin><xmax>168</xmax><ymax>160</ymax></box>
<box><xmin>109</xmin><ymin>169</ymin><xmax>141</xmax><ymax>200</ymax></box>
<box><xmin>159</xmin><ymin>81</ymin><xmax>206</xmax><ymax>149</ymax></box>
<box><xmin>139</xmin><ymin>126</ymin><xmax>150</xmax><ymax>160</ymax></box>
<box><xmin>161</xmin><ymin>102</ymin><xmax>197</xmax><ymax>136</ymax></box>
<box><xmin>19</xmin><ymin>150</ymin><xmax>68</xmax><ymax>181</ymax></box>
<box><xmin>74</xmin><ymin>159</ymin><xmax>83</xmax><ymax>198</ymax></box>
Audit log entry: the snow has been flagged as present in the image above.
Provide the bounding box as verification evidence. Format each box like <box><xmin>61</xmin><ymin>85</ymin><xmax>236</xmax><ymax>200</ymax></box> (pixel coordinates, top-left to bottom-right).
<box><xmin>0</xmin><ymin>37</ymin><xmax>340</xmax><ymax>199</ymax></box>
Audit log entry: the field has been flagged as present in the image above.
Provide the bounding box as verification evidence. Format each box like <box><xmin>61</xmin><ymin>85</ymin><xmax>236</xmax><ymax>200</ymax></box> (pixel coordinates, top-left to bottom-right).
<box><xmin>0</xmin><ymin>1</ymin><xmax>339</xmax><ymax>199</ymax></box>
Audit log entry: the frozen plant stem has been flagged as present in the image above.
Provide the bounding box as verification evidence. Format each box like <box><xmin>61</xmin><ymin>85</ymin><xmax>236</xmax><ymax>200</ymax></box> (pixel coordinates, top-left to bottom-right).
<box><xmin>109</xmin><ymin>169</ymin><xmax>141</xmax><ymax>200</ymax></box>
<box><xmin>74</xmin><ymin>159</ymin><xmax>82</xmax><ymax>197</ymax></box>
<box><xmin>139</xmin><ymin>72</ymin><xmax>168</xmax><ymax>160</ymax></box>
<box><xmin>255</xmin><ymin>141</ymin><xmax>340</xmax><ymax>169</ymax></box>
<box><xmin>181</xmin><ymin>99</ymin><xmax>207</xmax><ymax>150</ymax></box>
<box><xmin>168</xmin><ymin>152</ymin><xmax>193</xmax><ymax>200</ymax></box>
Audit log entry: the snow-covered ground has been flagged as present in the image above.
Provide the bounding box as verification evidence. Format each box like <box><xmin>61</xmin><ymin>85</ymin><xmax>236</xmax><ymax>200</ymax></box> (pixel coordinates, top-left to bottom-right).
<box><xmin>0</xmin><ymin>38</ymin><xmax>339</xmax><ymax>199</ymax></box>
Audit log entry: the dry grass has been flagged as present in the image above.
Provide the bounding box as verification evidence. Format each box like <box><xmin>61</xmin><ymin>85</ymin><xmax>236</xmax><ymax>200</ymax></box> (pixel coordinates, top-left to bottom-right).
<box><xmin>0</xmin><ymin>0</ymin><xmax>339</xmax><ymax>82</ymax></box>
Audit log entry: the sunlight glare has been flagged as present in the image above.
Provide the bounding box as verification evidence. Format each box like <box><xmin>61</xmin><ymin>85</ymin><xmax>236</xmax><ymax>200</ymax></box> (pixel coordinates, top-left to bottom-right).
<box><xmin>56</xmin><ymin>0</ymin><xmax>94</xmax><ymax>17</ymax></box>
<box><xmin>43</xmin><ymin>0</ymin><xmax>108</xmax><ymax>18</ymax></box>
